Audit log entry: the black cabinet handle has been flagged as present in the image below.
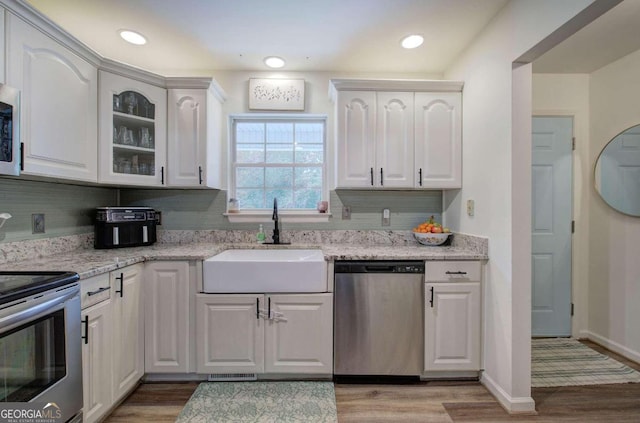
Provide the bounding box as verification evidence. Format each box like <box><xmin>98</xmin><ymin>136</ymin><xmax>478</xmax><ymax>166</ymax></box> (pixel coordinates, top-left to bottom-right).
<box><xmin>419</xmin><ymin>168</ymin><xmax>423</xmax><ymax>187</ymax></box>
<box><xmin>370</xmin><ymin>168</ymin><xmax>374</xmax><ymax>186</ymax></box>
<box><xmin>87</xmin><ymin>286</ymin><xmax>110</xmax><ymax>296</ymax></box>
<box><xmin>429</xmin><ymin>286</ymin><xmax>434</xmax><ymax>308</ymax></box>
<box><xmin>115</xmin><ymin>273</ymin><xmax>124</xmax><ymax>297</ymax></box>
<box><xmin>20</xmin><ymin>142</ymin><xmax>24</xmax><ymax>171</ymax></box>
<box><xmin>198</xmin><ymin>166</ymin><xmax>203</xmax><ymax>185</ymax></box>
<box><xmin>380</xmin><ymin>168</ymin><xmax>384</xmax><ymax>186</ymax></box>
<box><xmin>256</xmin><ymin>297</ymin><xmax>260</xmax><ymax>319</ymax></box>
<box><xmin>445</xmin><ymin>271</ymin><xmax>468</xmax><ymax>275</ymax></box>
<box><xmin>161</xmin><ymin>166</ymin><xmax>165</xmax><ymax>185</ymax></box>
<box><xmin>268</xmin><ymin>297</ymin><xmax>271</xmax><ymax>320</ymax></box>
<box><xmin>82</xmin><ymin>316</ymin><xmax>89</xmax><ymax>345</ymax></box>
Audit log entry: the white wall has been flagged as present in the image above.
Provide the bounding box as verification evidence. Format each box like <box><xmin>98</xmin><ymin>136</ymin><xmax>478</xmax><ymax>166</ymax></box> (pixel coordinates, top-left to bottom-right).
<box><xmin>532</xmin><ymin>73</ymin><xmax>590</xmax><ymax>337</ymax></box>
<box><xmin>443</xmin><ymin>0</ymin><xmax>597</xmax><ymax>413</ymax></box>
<box><xmin>587</xmin><ymin>48</ymin><xmax>640</xmax><ymax>362</ymax></box>
<box><xmin>211</xmin><ymin>70</ymin><xmax>441</xmax><ymax>190</ymax></box>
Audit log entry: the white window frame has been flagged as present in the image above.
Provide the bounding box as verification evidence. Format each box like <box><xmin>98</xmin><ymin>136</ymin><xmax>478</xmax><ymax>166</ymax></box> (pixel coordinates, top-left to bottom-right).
<box><xmin>226</xmin><ymin>113</ymin><xmax>330</xmax><ymax>223</ymax></box>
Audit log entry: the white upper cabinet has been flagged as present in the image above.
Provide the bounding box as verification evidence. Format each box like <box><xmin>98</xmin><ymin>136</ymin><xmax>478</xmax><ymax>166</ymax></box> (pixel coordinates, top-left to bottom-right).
<box><xmin>98</xmin><ymin>71</ymin><xmax>167</xmax><ymax>186</ymax></box>
<box><xmin>336</xmin><ymin>91</ymin><xmax>376</xmax><ymax>188</ymax></box>
<box><xmin>331</xmin><ymin>79</ymin><xmax>463</xmax><ymax>190</ymax></box>
<box><xmin>414</xmin><ymin>92</ymin><xmax>462</xmax><ymax>189</ymax></box>
<box><xmin>167</xmin><ymin>84</ymin><xmax>225</xmax><ymax>188</ymax></box>
<box><xmin>6</xmin><ymin>14</ymin><xmax>98</xmax><ymax>182</ymax></box>
<box><xmin>376</xmin><ymin>92</ymin><xmax>414</xmax><ymax>188</ymax></box>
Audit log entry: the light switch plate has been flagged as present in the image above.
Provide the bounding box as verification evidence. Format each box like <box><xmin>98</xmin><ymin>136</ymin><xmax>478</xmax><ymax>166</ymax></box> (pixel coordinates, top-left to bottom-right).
<box><xmin>382</xmin><ymin>208</ymin><xmax>390</xmax><ymax>226</ymax></box>
<box><xmin>32</xmin><ymin>213</ymin><xmax>45</xmax><ymax>233</ymax></box>
<box><xmin>467</xmin><ymin>200</ymin><xmax>475</xmax><ymax>217</ymax></box>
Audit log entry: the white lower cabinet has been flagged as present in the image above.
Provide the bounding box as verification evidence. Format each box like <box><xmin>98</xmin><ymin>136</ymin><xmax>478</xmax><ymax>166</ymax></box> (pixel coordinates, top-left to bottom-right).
<box><xmin>81</xmin><ymin>275</ymin><xmax>113</xmax><ymax>423</ymax></box>
<box><xmin>81</xmin><ymin>265</ymin><xmax>143</xmax><ymax>423</ymax></box>
<box><xmin>144</xmin><ymin>261</ymin><xmax>193</xmax><ymax>373</ymax></box>
<box><xmin>196</xmin><ymin>293</ymin><xmax>333</xmax><ymax>375</ymax></box>
<box><xmin>265</xmin><ymin>294</ymin><xmax>334</xmax><ymax>373</ymax></box>
<box><xmin>111</xmin><ymin>264</ymin><xmax>145</xmax><ymax>400</ymax></box>
<box><xmin>424</xmin><ymin>261</ymin><xmax>482</xmax><ymax>372</ymax></box>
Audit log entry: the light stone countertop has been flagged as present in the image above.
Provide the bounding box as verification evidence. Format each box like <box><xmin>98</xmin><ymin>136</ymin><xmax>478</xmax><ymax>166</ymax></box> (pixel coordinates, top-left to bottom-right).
<box><xmin>1</xmin><ymin>241</ymin><xmax>487</xmax><ymax>280</ymax></box>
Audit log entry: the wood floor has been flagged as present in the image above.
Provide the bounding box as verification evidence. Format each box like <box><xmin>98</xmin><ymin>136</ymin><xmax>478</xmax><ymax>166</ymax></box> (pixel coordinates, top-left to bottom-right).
<box><xmin>104</xmin><ymin>341</ymin><xmax>640</xmax><ymax>422</ymax></box>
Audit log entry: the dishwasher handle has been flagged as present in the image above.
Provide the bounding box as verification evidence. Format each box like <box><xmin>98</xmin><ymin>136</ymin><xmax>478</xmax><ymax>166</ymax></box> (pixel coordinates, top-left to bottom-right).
<box><xmin>364</xmin><ymin>265</ymin><xmax>396</xmax><ymax>272</ymax></box>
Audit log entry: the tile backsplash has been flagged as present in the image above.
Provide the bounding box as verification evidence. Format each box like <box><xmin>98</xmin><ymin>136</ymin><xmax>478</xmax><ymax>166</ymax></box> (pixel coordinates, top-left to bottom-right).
<box><xmin>0</xmin><ymin>178</ymin><xmax>117</xmax><ymax>243</ymax></box>
<box><xmin>1</xmin><ymin>177</ymin><xmax>445</xmax><ymax>244</ymax></box>
<box><xmin>120</xmin><ymin>188</ymin><xmax>444</xmax><ymax>231</ymax></box>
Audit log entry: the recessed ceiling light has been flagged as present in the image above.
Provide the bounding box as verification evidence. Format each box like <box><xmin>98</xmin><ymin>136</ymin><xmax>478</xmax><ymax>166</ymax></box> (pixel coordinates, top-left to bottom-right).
<box><xmin>119</xmin><ymin>30</ymin><xmax>147</xmax><ymax>46</ymax></box>
<box><xmin>264</xmin><ymin>56</ymin><xmax>285</xmax><ymax>69</ymax></box>
<box><xmin>401</xmin><ymin>34</ymin><xmax>424</xmax><ymax>49</ymax></box>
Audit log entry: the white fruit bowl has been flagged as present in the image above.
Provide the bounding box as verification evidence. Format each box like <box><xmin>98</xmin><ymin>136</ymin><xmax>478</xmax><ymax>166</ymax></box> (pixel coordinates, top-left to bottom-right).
<box><xmin>413</xmin><ymin>231</ymin><xmax>451</xmax><ymax>246</ymax></box>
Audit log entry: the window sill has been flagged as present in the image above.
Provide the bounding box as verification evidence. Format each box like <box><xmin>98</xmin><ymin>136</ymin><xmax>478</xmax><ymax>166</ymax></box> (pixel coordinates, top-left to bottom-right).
<box><xmin>224</xmin><ymin>211</ymin><xmax>332</xmax><ymax>223</ymax></box>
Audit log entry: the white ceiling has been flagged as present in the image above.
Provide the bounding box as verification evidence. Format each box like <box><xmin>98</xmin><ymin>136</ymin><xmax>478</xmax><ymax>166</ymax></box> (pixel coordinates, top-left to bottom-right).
<box><xmin>533</xmin><ymin>0</ymin><xmax>640</xmax><ymax>73</ymax></box>
<box><xmin>24</xmin><ymin>0</ymin><xmax>510</xmax><ymax>76</ymax></box>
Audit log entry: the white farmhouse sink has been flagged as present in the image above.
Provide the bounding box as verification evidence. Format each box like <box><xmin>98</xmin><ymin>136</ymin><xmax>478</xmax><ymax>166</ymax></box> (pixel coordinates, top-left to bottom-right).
<box><xmin>203</xmin><ymin>249</ymin><xmax>327</xmax><ymax>293</ymax></box>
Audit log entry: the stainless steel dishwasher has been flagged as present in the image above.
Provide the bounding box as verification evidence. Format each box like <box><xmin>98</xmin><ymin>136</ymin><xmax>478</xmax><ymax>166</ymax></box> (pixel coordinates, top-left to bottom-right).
<box><xmin>334</xmin><ymin>261</ymin><xmax>424</xmax><ymax>379</ymax></box>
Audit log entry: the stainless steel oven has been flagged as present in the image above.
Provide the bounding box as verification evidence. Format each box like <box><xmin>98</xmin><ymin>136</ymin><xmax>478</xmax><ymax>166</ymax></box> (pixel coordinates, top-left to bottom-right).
<box><xmin>0</xmin><ymin>272</ymin><xmax>82</xmax><ymax>423</ymax></box>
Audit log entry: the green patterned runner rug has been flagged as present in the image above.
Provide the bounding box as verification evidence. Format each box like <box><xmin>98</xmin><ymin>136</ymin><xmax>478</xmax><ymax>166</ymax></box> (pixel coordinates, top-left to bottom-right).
<box><xmin>176</xmin><ymin>381</ymin><xmax>338</xmax><ymax>422</ymax></box>
<box><xmin>532</xmin><ymin>338</ymin><xmax>640</xmax><ymax>387</ymax></box>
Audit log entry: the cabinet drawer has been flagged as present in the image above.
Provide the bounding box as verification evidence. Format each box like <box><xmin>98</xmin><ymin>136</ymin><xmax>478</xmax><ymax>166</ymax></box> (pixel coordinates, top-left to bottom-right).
<box><xmin>425</xmin><ymin>261</ymin><xmax>481</xmax><ymax>282</ymax></box>
<box><xmin>81</xmin><ymin>273</ymin><xmax>111</xmax><ymax>309</ymax></box>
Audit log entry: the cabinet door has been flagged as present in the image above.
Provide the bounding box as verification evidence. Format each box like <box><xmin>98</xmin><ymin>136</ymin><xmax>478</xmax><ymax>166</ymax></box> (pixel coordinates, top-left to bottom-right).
<box><xmin>6</xmin><ymin>14</ymin><xmax>98</xmax><ymax>182</ymax></box>
<box><xmin>336</xmin><ymin>91</ymin><xmax>376</xmax><ymax>188</ymax></box>
<box><xmin>424</xmin><ymin>282</ymin><xmax>480</xmax><ymax>371</ymax></box>
<box><xmin>111</xmin><ymin>264</ymin><xmax>144</xmax><ymax>400</ymax></box>
<box><xmin>167</xmin><ymin>89</ymin><xmax>207</xmax><ymax>187</ymax></box>
<box><xmin>82</xmin><ymin>299</ymin><xmax>113</xmax><ymax>423</ymax></box>
<box><xmin>376</xmin><ymin>92</ymin><xmax>414</xmax><ymax>188</ymax></box>
<box><xmin>265</xmin><ymin>294</ymin><xmax>333</xmax><ymax>374</ymax></box>
<box><xmin>144</xmin><ymin>261</ymin><xmax>190</xmax><ymax>373</ymax></box>
<box><xmin>414</xmin><ymin>92</ymin><xmax>462</xmax><ymax>188</ymax></box>
<box><xmin>98</xmin><ymin>71</ymin><xmax>167</xmax><ymax>186</ymax></box>
<box><xmin>196</xmin><ymin>294</ymin><xmax>264</xmax><ymax>374</ymax></box>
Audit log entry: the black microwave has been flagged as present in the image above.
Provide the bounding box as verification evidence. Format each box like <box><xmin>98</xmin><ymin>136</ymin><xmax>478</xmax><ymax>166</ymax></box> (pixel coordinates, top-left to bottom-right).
<box><xmin>0</xmin><ymin>84</ymin><xmax>20</xmax><ymax>176</ymax></box>
<box><xmin>94</xmin><ymin>207</ymin><xmax>159</xmax><ymax>249</ymax></box>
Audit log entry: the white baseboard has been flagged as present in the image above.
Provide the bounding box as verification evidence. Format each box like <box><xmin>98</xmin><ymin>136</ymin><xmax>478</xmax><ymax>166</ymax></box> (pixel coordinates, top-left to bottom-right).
<box><xmin>581</xmin><ymin>331</ymin><xmax>640</xmax><ymax>364</ymax></box>
<box><xmin>480</xmin><ymin>372</ymin><xmax>536</xmax><ymax>414</ymax></box>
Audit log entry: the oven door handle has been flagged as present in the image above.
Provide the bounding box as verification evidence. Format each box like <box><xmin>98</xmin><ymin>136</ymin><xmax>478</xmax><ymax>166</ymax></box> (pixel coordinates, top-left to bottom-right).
<box><xmin>0</xmin><ymin>286</ymin><xmax>79</xmax><ymax>333</ymax></box>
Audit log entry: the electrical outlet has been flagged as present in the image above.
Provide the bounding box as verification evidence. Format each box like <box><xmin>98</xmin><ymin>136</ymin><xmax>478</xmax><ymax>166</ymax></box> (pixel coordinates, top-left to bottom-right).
<box><xmin>342</xmin><ymin>206</ymin><xmax>351</xmax><ymax>220</ymax></box>
<box><xmin>382</xmin><ymin>208</ymin><xmax>390</xmax><ymax>226</ymax></box>
<box><xmin>32</xmin><ymin>213</ymin><xmax>45</xmax><ymax>234</ymax></box>
<box><xmin>467</xmin><ymin>199</ymin><xmax>475</xmax><ymax>217</ymax></box>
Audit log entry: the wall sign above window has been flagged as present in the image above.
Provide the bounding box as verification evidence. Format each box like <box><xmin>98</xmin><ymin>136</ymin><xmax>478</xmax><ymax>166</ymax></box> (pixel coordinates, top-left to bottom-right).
<box><xmin>249</xmin><ymin>78</ymin><xmax>305</xmax><ymax>111</ymax></box>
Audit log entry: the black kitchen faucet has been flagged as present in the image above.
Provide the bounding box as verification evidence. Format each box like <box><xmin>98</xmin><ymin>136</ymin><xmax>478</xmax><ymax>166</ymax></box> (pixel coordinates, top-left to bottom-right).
<box><xmin>272</xmin><ymin>197</ymin><xmax>281</xmax><ymax>244</ymax></box>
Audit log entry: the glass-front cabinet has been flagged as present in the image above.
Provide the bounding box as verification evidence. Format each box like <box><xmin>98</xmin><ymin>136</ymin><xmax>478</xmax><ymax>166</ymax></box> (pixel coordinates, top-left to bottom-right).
<box><xmin>99</xmin><ymin>71</ymin><xmax>166</xmax><ymax>186</ymax></box>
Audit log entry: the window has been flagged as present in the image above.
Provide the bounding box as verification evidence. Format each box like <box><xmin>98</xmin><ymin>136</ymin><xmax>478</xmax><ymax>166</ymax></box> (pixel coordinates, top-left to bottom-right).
<box><xmin>231</xmin><ymin>116</ymin><xmax>326</xmax><ymax>212</ymax></box>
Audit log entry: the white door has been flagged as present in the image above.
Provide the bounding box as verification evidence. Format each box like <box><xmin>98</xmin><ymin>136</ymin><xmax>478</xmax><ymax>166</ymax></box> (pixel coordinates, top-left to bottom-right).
<box><xmin>376</xmin><ymin>92</ymin><xmax>414</xmax><ymax>188</ymax></box>
<box><xmin>531</xmin><ymin>116</ymin><xmax>573</xmax><ymax>336</ymax></box>
<box><xmin>7</xmin><ymin>14</ymin><xmax>98</xmax><ymax>182</ymax></box>
<box><xmin>336</xmin><ymin>91</ymin><xmax>376</xmax><ymax>187</ymax></box>
<box><xmin>414</xmin><ymin>92</ymin><xmax>462</xmax><ymax>188</ymax></box>
<box><xmin>264</xmin><ymin>294</ymin><xmax>333</xmax><ymax>374</ymax></box>
<box><xmin>424</xmin><ymin>282</ymin><xmax>481</xmax><ymax>372</ymax></box>
<box><xmin>168</xmin><ymin>89</ymin><xmax>206</xmax><ymax>187</ymax></box>
<box><xmin>111</xmin><ymin>264</ymin><xmax>144</xmax><ymax>400</ymax></box>
<box><xmin>144</xmin><ymin>262</ymin><xmax>190</xmax><ymax>373</ymax></box>
<box><xmin>195</xmin><ymin>294</ymin><xmax>265</xmax><ymax>374</ymax></box>
<box><xmin>82</xmin><ymin>300</ymin><xmax>113</xmax><ymax>423</ymax></box>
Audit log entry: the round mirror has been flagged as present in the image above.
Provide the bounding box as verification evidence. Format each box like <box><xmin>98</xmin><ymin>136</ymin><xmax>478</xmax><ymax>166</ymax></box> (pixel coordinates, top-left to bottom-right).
<box><xmin>594</xmin><ymin>124</ymin><xmax>640</xmax><ymax>216</ymax></box>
